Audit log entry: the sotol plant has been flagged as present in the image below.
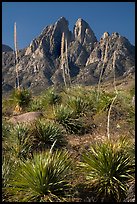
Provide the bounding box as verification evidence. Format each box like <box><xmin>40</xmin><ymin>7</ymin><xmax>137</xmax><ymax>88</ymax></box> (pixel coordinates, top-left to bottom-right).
<box><xmin>11</xmin><ymin>88</ymin><xmax>32</xmax><ymax>110</ymax></box>
<box><xmin>32</xmin><ymin>120</ymin><xmax>65</xmax><ymax>150</ymax></box>
<box><xmin>42</xmin><ymin>87</ymin><xmax>61</xmax><ymax>107</ymax></box>
<box><xmin>7</xmin><ymin>123</ymin><xmax>32</xmax><ymax>160</ymax></box>
<box><xmin>79</xmin><ymin>140</ymin><xmax>135</xmax><ymax>202</ymax></box>
<box><xmin>67</xmin><ymin>96</ymin><xmax>90</xmax><ymax>117</ymax></box>
<box><xmin>54</xmin><ymin>105</ymin><xmax>85</xmax><ymax>134</ymax></box>
<box><xmin>6</xmin><ymin>149</ymin><xmax>73</xmax><ymax>202</ymax></box>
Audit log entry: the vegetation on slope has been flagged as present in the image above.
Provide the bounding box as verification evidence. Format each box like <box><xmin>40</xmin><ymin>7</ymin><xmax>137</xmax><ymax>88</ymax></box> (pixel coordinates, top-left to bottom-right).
<box><xmin>2</xmin><ymin>80</ymin><xmax>135</xmax><ymax>202</ymax></box>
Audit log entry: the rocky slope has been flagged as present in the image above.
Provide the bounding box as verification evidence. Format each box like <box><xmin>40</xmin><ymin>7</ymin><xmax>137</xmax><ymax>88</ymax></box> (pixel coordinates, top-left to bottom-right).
<box><xmin>2</xmin><ymin>17</ymin><xmax>135</xmax><ymax>95</ymax></box>
<box><xmin>2</xmin><ymin>44</ymin><xmax>13</xmax><ymax>52</ymax></box>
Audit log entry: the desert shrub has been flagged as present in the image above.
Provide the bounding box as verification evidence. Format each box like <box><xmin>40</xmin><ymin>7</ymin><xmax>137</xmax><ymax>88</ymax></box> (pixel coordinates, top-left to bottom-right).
<box><xmin>6</xmin><ymin>123</ymin><xmax>32</xmax><ymax>160</ymax></box>
<box><xmin>95</xmin><ymin>90</ymin><xmax>114</xmax><ymax>113</ymax></box>
<box><xmin>27</xmin><ymin>97</ymin><xmax>44</xmax><ymax>111</ymax></box>
<box><xmin>79</xmin><ymin>139</ymin><xmax>135</xmax><ymax>202</ymax></box>
<box><xmin>32</xmin><ymin>120</ymin><xmax>65</xmax><ymax>150</ymax></box>
<box><xmin>2</xmin><ymin>154</ymin><xmax>19</xmax><ymax>202</ymax></box>
<box><xmin>113</xmin><ymin>92</ymin><xmax>135</xmax><ymax>125</ymax></box>
<box><xmin>6</xmin><ymin>149</ymin><xmax>73</xmax><ymax>202</ymax></box>
<box><xmin>54</xmin><ymin>104</ymin><xmax>74</xmax><ymax>122</ymax></box>
<box><xmin>11</xmin><ymin>88</ymin><xmax>32</xmax><ymax>109</ymax></box>
<box><xmin>2</xmin><ymin>121</ymin><xmax>12</xmax><ymax>140</ymax></box>
<box><xmin>67</xmin><ymin>96</ymin><xmax>90</xmax><ymax>117</ymax></box>
<box><xmin>42</xmin><ymin>87</ymin><xmax>61</xmax><ymax>107</ymax></box>
<box><xmin>2</xmin><ymin>98</ymin><xmax>15</xmax><ymax>116</ymax></box>
<box><xmin>129</xmin><ymin>85</ymin><xmax>135</xmax><ymax>97</ymax></box>
<box><xmin>54</xmin><ymin>105</ymin><xmax>85</xmax><ymax>134</ymax></box>
<box><xmin>63</xmin><ymin>85</ymin><xmax>86</xmax><ymax>97</ymax></box>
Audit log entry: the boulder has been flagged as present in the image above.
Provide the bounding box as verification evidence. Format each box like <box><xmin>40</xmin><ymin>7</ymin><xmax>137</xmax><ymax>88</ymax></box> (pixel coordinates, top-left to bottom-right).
<box><xmin>9</xmin><ymin>111</ymin><xmax>43</xmax><ymax>124</ymax></box>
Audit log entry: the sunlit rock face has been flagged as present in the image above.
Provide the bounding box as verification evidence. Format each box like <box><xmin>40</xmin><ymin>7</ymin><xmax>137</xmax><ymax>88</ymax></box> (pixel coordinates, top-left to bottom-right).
<box><xmin>84</xmin><ymin>32</ymin><xmax>135</xmax><ymax>82</ymax></box>
<box><xmin>2</xmin><ymin>17</ymin><xmax>135</xmax><ymax>95</ymax></box>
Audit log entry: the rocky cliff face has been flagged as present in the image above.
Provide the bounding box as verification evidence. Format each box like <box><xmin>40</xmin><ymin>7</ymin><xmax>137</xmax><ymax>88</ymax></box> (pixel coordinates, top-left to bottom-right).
<box><xmin>2</xmin><ymin>44</ymin><xmax>13</xmax><ymax>52</ymax></box>
<box><xmin>2</xmin><ymin>17</ymin><xmax>135</xmax><ymax>95</ymax></box>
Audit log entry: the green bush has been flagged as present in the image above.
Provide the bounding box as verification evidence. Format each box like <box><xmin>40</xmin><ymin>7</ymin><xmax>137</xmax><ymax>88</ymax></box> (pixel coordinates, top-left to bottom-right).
<box><xmin>2</xmin><ymin>154</ymin><xmax>18</xmax><ymax>202</ymax></box>
<box><xmin>32</xmin><ymin>120</ymin><xmax>65</xmax><ymax>150</ymax></box>
<box><xmin>79</xmin><ymin>140</ymin><xmax>135</xmax><ymax>202</ymax></box>
<box><xmin>28</xmin><ymin>97</ymin><xmax>44</xmax><ymax>111</ymax></box>
<box><xmin>54</xmin><ymin>105</ymin><xmax>74</xmax><ymax>122</ymax></box>
<box><xmin>11</xmin><ymin>88</ymin><xmax>32</xmax><ymax>109</ymax></box>
<box><xmin>67</xmin><ymin>96</ymin><xmax>90</xmax><ymax>117</ymax></box>
<box><xmin>96</xmin><ymin>90</ymin><xmax>114</xmax><ymax>113</ymax></box>
<box><xmin>6</xmin><ymin>150</ymin><xmax>72</xmax><ymax>202</ymax></box>
<box><xmin>54</xmin><ymin>105</ymin><xmax>85</xmax><ymax>134</ymax></box>
<box><xmin>42</xmin><ymin>87</ymin><xmax>61</xmax><ymax>107</ymax></box>
<box><xmin>2</xmin><ymin>121</ymin><xmax>12</xmax><ymax>140</ymax></box>
<box><xmin>7</xmin><ymin>123</ymin><xmax>32</xmax><ymax>160</ymax></box>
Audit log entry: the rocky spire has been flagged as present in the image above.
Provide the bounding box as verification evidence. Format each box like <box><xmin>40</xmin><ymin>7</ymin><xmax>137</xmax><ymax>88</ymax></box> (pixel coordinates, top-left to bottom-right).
<box><xmin>2</xmin><ymin>17</ymin><xmax>135</xmax><ymax>94</ymax></box>
<box><xmin>73</xmin><ymin>18</ymin><xmax>97</xmax><ymax>50</ymax></box>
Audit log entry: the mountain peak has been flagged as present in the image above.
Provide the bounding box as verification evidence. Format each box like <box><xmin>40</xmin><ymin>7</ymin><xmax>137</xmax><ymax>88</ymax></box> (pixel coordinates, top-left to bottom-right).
<box><xmin>2</xmin><ymin>44</ymin><xmax>13</xmax><ymax>52</ymax></box>
<box><xmin>2</xmin><ymin>17</ymin><xmax>135</xmax><ymax>95</ymax></box>
<box><xmin>75</xmin><ymin>18</ymin><xmax>88</xmax><ymax>25</ymax></box>
<box><xmin>73</xmin><ymin>18</ymin><xmax>97</xmax><ymax>47</ymax></box>
<box><xmin>56</xmin><ymin>16</ymin><xmax>69</xmax><ymax>26</ymax></box>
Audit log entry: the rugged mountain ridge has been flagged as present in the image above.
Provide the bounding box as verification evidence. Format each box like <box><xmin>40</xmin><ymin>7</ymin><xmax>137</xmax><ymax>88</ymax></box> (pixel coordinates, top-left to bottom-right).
<box><xmin>2</xmin><ymin>44</ymin><xmax>13</xmax><ymax>52</ymax></box>
<box><xmin>2</xmin><ymin>17</ymin><xmax>135</xmax><ymax>94</ymax></box>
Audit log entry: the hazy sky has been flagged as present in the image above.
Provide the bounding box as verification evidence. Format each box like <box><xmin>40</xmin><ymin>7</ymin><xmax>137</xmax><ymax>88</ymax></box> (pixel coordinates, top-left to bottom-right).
<box><xmin>2</xmin><ymin>2</ymin><xmax>135</xmax><ymax>49</ymax></box>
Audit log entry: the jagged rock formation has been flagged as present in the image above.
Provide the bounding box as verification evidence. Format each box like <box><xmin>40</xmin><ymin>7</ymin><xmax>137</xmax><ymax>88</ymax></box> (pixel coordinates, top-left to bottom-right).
<box><xmin>2</xmin><ymin>44</ymin><xmax>13</xmax><ymax>52</ymax></box>
<box><xmin>76</xmin><ymin>32</ymin><xmax>135</xmax><ymax>85</ymax></box>
<box><xmin>2</xmin><ymin>17</ymin><xmax>135</xmax><ymax>95</ymax></box>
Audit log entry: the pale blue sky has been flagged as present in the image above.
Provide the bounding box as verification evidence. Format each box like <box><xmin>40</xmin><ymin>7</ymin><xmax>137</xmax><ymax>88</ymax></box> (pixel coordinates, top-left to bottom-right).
<box><xmin>2</xmin><ymin>2</ymin><xmax>135</xmax><ymax>49</ymax></box>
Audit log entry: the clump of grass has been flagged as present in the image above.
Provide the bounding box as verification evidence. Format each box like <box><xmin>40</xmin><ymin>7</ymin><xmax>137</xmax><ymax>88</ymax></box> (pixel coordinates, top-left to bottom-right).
<box><xmin>2</xmin><ymin>98</ymin><xmax>15</xmax><ymax>116</ymax></box>
<box><xmin>5</xmin><ymin>123</ymin><xmax>33</xmax><ymax>160</ymax></box>
<box><xmin>6</xmin><ymin>149</ymin><xmax>73</xmax><ymax>202</ymax></box>
<box><xmin>2</xmin><ymin>154</ymin><xmax>18</xmax><ymax>202</ymax></box>
<box><xmin>42</xmin><ymin>87</ymin><xmax>62</xmax><ymax>107</ymax></box>
<box><xmin>95</xmin><ymin>90</ymin><xmax>114</xmax><ymax>113</ymax></box>
<box><xmin>11</xmin><ymin>88</ymin><xmax>32</xmax><ymax>111</ymax></box>
<box><xmin>67</xmin><ymin>96</ymin><xmax>90</xmax><ymax>117</ymax></box>
<box><xmin>54</xmin><ymin>104</ymin><xmax>74</xmax><ymax>122</ymax></box>
<box><xmin>79</xmin><ymin>139</ymin><xmax>135</xmax><ymax>202</ymax></box>
<box><xmin>54</xmin><ymin>105</ymin><xmax>85</xmax><ymax>134</ymax></box>
<box><xmin>32</xmin><ymin>120</ymin><xmax>65</xmax><ymax>151</ymax></box>
<box><xmin>129</xmin><ymin>85</ymin><xmax>135</xmax><ymax>97</ymax></box>
<box><xmin>2</xmin><ymin>121</ymin><xmax>12</xmax><ymax>140</ymax></box>
<box><xmin>27</xmin><ymin>97</ymin><xmax>44</xmax><ymax>111</ymax></box>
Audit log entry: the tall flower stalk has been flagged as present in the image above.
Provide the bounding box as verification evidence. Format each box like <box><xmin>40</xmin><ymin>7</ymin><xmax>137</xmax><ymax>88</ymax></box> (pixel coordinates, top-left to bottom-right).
<box><xmin>14</xmin><ymin>22</ymin><xmax>20</xmax><ymax>90</ymax></box>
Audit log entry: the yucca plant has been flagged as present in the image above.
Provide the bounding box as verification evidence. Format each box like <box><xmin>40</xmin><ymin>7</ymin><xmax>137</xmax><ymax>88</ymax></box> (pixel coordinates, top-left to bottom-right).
<box><xmin>54</xmin><ymin>105</ymin><xmax>85</xmax><ymax>134</ymax></box>
<box><xmin>87</xmin><ymin>89</ymin><xmax>113</xmax><ymax>113</ymax></box>
<box><xmin>67</xmin><ymin>96</ymin><xmax>90</xmax><ymax>117</ymax></box>
<box><xmin>2</xmin><ymin>155</ymin><xmax>13</xmax><ymax>188</ymax></box>
<box><xmin>2</xmin><ymin>121</ymin><xmax>12</xmax><ymax>140</ymax></box>
<box><xmin>28</xmin><ymin>97</ymin><xmax>44</xmax><ymax>111</ymax></box>
<box><xmin>7</xmin><ymin>123</ymin><xmax>32</xmax><ymax>160</ymax></box>
<box><xmin>42</xmin><ymin>87</ymin><xmax>61</xmax><ymax>107</ymax></box>
<box><xmin>79</xmin><ymin>140</ymin><xmax>135</xmax><ymax>202</ymax></box>
<box><xmin>2</xmin><ymin>154</ymin><xmax>18</xmax><ymax>202</ymax></box>
<box><xmin>54</xmin><ymin>104</ymin><xmax>74</xmax><ymax>122</ymax></box>
<box><xmin>11</xmin><ymin>88</ymin><xmax>32</xmax><ymax>111</ymax></box>
<box><xmin>32</xmin><ymin>120</ymin><xmax>65</xmax><ymax>150</ymax></box>
<box><xmin>96</xmin><ymin>91</ymin><xmax>114</xmax><ymax>113</ymax></box>
<box><xmin>6</xmin><ymin>149</ymin><xmax>73</xmax><ymax>202</ymax></box>
<box><xmin>2</xmin><ymin>121</ymin><xmax>13</xmax><ymax>155</ymax></box>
